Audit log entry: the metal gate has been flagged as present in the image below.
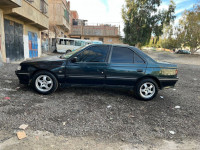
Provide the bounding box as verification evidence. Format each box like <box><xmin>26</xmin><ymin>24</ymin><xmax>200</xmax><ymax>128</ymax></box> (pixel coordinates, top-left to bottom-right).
<box><xmin>28</xmin><ymin>32</ymin><xmax>38</xmax><ymax>58</ymax></box>
<box><xmin>4</xmin><ymin>19</ymin><xmax>24</xmax><ymax>61</ymax></box>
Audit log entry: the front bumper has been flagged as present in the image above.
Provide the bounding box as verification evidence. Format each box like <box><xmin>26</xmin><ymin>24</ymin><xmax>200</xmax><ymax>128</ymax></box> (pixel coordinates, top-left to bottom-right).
<box><xmin>15</xmin><ymin>70</ymin><xmax>30</xmax><ymax>84</ymax></box>
<box><xmin>159</xmin><ymin>78</ymin><xmax>179</xmax><ymax>89</ymax></box>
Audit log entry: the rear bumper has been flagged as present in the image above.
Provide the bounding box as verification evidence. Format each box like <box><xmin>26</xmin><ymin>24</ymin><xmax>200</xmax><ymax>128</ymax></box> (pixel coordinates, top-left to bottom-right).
<box><xmin>159</xmin><ymin>78</ymin><xmax>178</xmax><ymax>89</ymax></box>
<box><xmin>15</xmin><ymin>70</ymin><xmax>30</xmax><ymax>84</ymax></box>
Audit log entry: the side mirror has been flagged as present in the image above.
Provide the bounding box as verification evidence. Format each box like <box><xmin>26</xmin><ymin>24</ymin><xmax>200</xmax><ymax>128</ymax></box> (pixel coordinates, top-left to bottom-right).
<box><xmin>71</xmin><ymin>57</ymin><xmax>77</xmax><ymax>63</ymax></box>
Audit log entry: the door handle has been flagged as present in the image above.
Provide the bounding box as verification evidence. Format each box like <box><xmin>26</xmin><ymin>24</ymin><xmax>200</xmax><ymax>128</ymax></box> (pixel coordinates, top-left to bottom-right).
<box><xmin>97</xmin><ymin>69</ymin><xmax>104</xmax><ymax>74</ymax></box>
<box><xmin>137</xmin><ymin>69</ymin><xmax>143</xmax><ymax>72</ymax></box>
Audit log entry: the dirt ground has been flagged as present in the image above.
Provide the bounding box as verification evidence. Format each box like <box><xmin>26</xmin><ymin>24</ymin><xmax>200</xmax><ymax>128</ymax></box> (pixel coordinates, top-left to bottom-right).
<box><xmin>144</xmin><ymin>49</ymin><xmax>200</xmax><ymax>65</ymax></box>
<box><xmin>0</xmin><ymin>50</ymin><xmax>200</xmax><ymax>150</ymax></box>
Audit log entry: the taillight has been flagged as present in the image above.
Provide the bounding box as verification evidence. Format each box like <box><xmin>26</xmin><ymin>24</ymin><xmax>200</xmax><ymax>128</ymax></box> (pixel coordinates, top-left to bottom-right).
<box><xmin>175</xmin><ymin>69</ymin><xmax>178</xmax><ymax>75</ymax></box>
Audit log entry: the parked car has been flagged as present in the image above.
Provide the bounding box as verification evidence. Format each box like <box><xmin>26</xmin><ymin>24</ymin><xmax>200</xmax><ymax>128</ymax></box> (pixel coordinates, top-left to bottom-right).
<box><xmin>176</xmin><ymin>50</ymin><xmax>191</xmax><ymax>54</ymax></box>
<box><xmin>16</xmin><ymin>44</ymin><xmax>178</xmax><ymax>100</ymax></box>
<box><xmin>54</xmin><ymin>38</ymin><xmax>103</xmax><ymax>54</ymax></box>
<box><xmin>55</xmin><ymin>38</ymin><xmax>90</xmax><ymax>53</ymax></box>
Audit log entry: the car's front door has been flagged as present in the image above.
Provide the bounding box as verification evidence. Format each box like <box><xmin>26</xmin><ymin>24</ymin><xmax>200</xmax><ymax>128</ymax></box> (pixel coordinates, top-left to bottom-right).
<box><xmin>66</xmin><ymin>45</ymin><xmax>110</xmax><ymax>85</ymax></box>
<box><xmin>105</xmin><ymin>46</ymin><xmax>147</xmax><ymax>87</ymax></box>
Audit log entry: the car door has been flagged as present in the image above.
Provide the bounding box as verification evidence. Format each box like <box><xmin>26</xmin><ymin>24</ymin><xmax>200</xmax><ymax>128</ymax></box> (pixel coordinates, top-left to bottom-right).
<box><xmin>105</xmin><ymin>46</ymin><xmax>147</xmax><ymax>87</ymax></box>
<box><xmin>66</xmin><ymin>45</ymin><xmax>110</xmax><ymax>85</ymax></box>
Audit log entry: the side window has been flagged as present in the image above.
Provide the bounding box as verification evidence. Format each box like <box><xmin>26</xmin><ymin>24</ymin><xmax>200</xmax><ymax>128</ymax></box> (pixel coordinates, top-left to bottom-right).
<box><xmin>61</xmin><ymin>40</ymin><xmax>65</xmax><ymax>45</ymax></box>
<box><xmin>134</xmin><ymin>54</ymin><xmax>145</xmax><ymax>64</ymax></box>
<box><xmin>111</xmin><ymin>47</ymin><xmax>134</xmax><ymax>63</ymax></box>
<box><xmin>76</xmin><ymin>45</ymin><xmax>109</xmax><ymax>62</ymax></box>
<box><xmin>69</xmin><ymin>40</ymin><xmax>74</xmax><ymax>45</ymax></box>
<box><xmin>66</xmin><ymin>40</ymin><xmax>70</xmax><ymax>45</ymax></box>
<box><xmin>81</xmin><ymin>41</ymin><xmax>85</xmax><ymax>46</ymax></box>
<box><xmin>75</xmin><ymin>41</ymin><xmax>82</xmax><ymax>46</ymax></box>
<box><xmin>59</xmin><ymin>39</ymin><xmax>63</xmax><ymax>45</ymax></box>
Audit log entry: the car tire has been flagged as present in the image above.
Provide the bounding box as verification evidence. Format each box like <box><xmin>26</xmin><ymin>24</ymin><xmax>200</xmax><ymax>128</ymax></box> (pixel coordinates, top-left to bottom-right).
<box><xmin>66</xmin><ymin>50</ymin><xmax>72</xmax><ymax>53</ymax></box>
<box><xmin>32</xmin><ymin>71</ymin><xmax>58</xmax><ymax>95</ymax></box>
<box><xmin>135</xmin><ymin>78</ymin><xmax>158</xmax><ymax>101</ymax></box>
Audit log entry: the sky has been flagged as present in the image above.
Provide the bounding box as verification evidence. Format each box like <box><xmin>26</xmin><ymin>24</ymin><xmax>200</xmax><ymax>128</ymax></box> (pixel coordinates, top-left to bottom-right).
<box><xmin>70</xmin><ymin>0</ymin><xmax>198</xmax><ymax>36</ymax></box>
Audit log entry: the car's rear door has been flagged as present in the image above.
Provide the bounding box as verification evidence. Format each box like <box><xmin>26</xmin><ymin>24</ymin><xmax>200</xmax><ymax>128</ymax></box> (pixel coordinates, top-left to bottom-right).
<box><xmin>105</xmin><ymin>46</ymin><xmax>147</xmax><ymax>87</ymax></box>
<box><xmin>66</xmin><ymin>45</ymin><xmax>110</xmax><ymax>85</ymax></box>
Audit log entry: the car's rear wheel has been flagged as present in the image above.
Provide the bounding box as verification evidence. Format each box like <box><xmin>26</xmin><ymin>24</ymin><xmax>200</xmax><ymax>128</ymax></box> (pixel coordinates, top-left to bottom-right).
<box><xmin>32</xmin><ymin>71</ymin><xmax>58</xmax><ymax>95</ymax></box>
<box><xmin>135</xmin><ymin>78</ymin><xmax>158</xmax><ymax>101</ymax></box>
<box><xmin>66</xmin><ymin>50</ymin><xmax>72</xmax><ymax>53</ymax></box>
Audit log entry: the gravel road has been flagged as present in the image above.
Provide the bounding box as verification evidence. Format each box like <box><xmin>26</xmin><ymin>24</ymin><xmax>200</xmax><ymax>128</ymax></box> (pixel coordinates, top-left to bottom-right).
<box><xmin>0</xmin><ymin>51</ymin><xmax>200</xmax><ymax>149</ymax></box>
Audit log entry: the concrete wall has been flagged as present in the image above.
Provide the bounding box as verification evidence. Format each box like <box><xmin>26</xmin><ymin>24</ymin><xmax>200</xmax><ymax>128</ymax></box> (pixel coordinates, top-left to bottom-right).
<box><xmin>71</xmin><ymin>25</ymin><xmax>119</xmax><ymax>37</ymax></box>
<box><xmin>49</xmin><ymin>0</ymin><xmax>71</xmax><ymax>36</ymax></box>
<box><xmin>80</xmin><ymin>36</ymin><xmax>122</xmax><ymax>44</ymax></box>
<box><xmin>0</xmin><ymin>9</ymin><xmax>6</xmax><ymax>63</ymax></box>
<box><xmin>0</xmin><ymin>0</ymin><xmax>49</xmax><ymax>62</ymax></box>
<box><xmin>11</xmin><ymin>0</ymin><xmax>22</xmax><ymax>6</ymax></box>
<box><xmin>49</xmin><ymin>25</ymin><xmax>66</xmax><ymax>38</ymax></box>
<box><xmin>11</xmin><ymin>0</ymin><xmax>49</xmax><ymax>29</ymax></box>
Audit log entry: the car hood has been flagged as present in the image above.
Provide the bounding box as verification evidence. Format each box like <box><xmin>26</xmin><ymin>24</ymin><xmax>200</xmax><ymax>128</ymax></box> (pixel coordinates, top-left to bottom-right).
<box><xmin>21</xmin><ymin>56</ymin><xmax>66</xmax><ymax>65</ymax></box>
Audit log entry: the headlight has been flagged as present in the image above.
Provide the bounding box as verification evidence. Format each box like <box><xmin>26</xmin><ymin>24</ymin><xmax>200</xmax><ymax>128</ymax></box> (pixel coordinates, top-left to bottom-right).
<box><xmin>17</xmin><ymin>65</ymin><xmax>21</xmax><ymax>70</ymax></box>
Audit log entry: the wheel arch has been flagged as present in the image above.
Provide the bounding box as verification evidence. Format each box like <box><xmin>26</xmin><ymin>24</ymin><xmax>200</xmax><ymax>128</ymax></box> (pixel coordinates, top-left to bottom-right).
<box><xmin>136</xmin><ymin>75</ymin><xmax>161</xmax><ymax>89</ymax></box>
<box><xmin>30</xmin><ymin>69</ymin><xmax>59</xmax><ymax>81</ymax></box>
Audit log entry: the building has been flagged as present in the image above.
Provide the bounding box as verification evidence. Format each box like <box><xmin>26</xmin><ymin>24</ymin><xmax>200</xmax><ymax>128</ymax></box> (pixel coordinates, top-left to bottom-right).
<box><xmin>0</xmin><ymin>0</ymin><xmax>49</xmax><ymax>62</ymax></box>
<box><xmin>48</xmin><ymin>0</ymin><xmax>71</xmax><ymax>38</ymax></box>
<box><xmin>69</xmin><ymin>11</ymin><xmax>122</xmax><ymax>44</ymax></box>
<box><xmin>71</xmin><ymin>10</ymin><xmax>79</xmax><ymax>20</ymax></box>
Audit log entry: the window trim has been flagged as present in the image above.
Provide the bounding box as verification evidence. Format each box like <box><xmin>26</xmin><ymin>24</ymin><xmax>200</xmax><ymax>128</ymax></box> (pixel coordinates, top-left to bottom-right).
<box><xmin>108</xmin><ymin>46</ymin><xmax>146</xmax><ymax>64</ymax></box>
<box><xmin>134</xmin><ymin>53</ymin><xmax>145</xmax><ymax>64</ymax></box>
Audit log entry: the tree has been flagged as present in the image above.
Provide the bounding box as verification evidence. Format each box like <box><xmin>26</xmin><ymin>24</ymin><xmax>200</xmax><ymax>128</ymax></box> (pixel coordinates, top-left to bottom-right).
<box><xmin>49</xmin><ymin>24</ymin><xmax>59</xmax><ymax>39</ymax></box>
<box><xmin>161</xmin><ymin>25</ymin><xmax>182</xmax><ymax>50</ymax></box>
<box><xmin>49</xmin><ymin>24</ymin><xmax>60</xmax><ymax>52</ymax></box>
<box><xmin>177</xmin><ymin>3</ymin><xmax>200</xmax><ymax>54</ymax></box>
<box><xmin>122</xmin><ymin>0</ymin><xmax>176</xmax><ymax>47</ymax></box>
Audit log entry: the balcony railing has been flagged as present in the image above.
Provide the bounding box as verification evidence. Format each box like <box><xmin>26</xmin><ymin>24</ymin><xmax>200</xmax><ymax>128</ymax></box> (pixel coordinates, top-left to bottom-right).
<box><xmin>70</xmin><ymin>25</ymin><xmax>120</xmax><ymax>37</ymax></box>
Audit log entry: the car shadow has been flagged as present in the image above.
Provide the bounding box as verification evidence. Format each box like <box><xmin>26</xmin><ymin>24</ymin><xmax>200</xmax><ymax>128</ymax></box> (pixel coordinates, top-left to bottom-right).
<box><xmin>58</xmin><ymin>86</ymin><xmax>141</xmax><ymax>101</ymax></box>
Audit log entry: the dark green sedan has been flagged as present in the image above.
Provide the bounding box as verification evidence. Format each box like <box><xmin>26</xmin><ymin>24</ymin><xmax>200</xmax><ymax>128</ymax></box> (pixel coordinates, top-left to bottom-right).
<box><xmin>16</xmin><ymin>44</ymin><xmax>178</xmax><ymax>100</ymax></box>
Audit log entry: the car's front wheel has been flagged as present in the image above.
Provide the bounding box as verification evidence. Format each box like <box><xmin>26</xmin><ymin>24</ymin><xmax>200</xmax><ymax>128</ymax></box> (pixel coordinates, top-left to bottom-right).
<box><xmin>32</xmin><ymin>71</ymin><xmax>58</xmax><ymax>95</ymax></box>
<box><xmin>135</xmin><ymin>78</ymin><xmax>158</xmax><ymax>101</ymax></box>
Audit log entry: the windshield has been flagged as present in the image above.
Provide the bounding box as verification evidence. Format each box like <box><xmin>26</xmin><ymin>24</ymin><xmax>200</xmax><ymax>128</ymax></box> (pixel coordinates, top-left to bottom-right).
<box><xmin>62</xmin><ymin>45</ymin><xmax>88</xmax><ymax>59</ymax></box>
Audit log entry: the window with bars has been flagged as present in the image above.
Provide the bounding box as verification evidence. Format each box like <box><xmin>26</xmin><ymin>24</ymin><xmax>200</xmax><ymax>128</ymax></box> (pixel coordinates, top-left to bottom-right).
<box><xmin>40</xmin><ymin>0</ymin><xmax>48</xmax><ymax>14</ymax></box>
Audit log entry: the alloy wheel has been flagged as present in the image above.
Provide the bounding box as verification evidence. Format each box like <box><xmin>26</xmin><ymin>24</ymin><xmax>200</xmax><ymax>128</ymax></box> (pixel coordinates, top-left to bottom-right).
<box><xmin>139</xmin><ymin>82</ymin><xmax>156</xmax><ymax>99</ymax></box>
<box><xmin>35</xmin><ymin>75</ymin><xmax>53</xmax><ymax>92</ymax></box>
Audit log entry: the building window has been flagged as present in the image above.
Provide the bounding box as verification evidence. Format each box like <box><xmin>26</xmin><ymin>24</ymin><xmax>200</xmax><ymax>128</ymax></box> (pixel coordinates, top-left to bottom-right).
<box><xmin>73</xmin><ymin>19</ymin><xmax>78</xmax><ymax>25</ymax></box>
<box><xmin>64</xmin><ymin>10</ymin><xmax>70</xmax><ymax>23</ymax></box>
<box><xmin>40</xmin><ymin>0</ymin><xmax>48</xmax><ymax>14</ymax></box>
<box><xmin>99</xmin><ymin>38</ymin><xmax>104</xmax><ymax>42</ymax></box>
